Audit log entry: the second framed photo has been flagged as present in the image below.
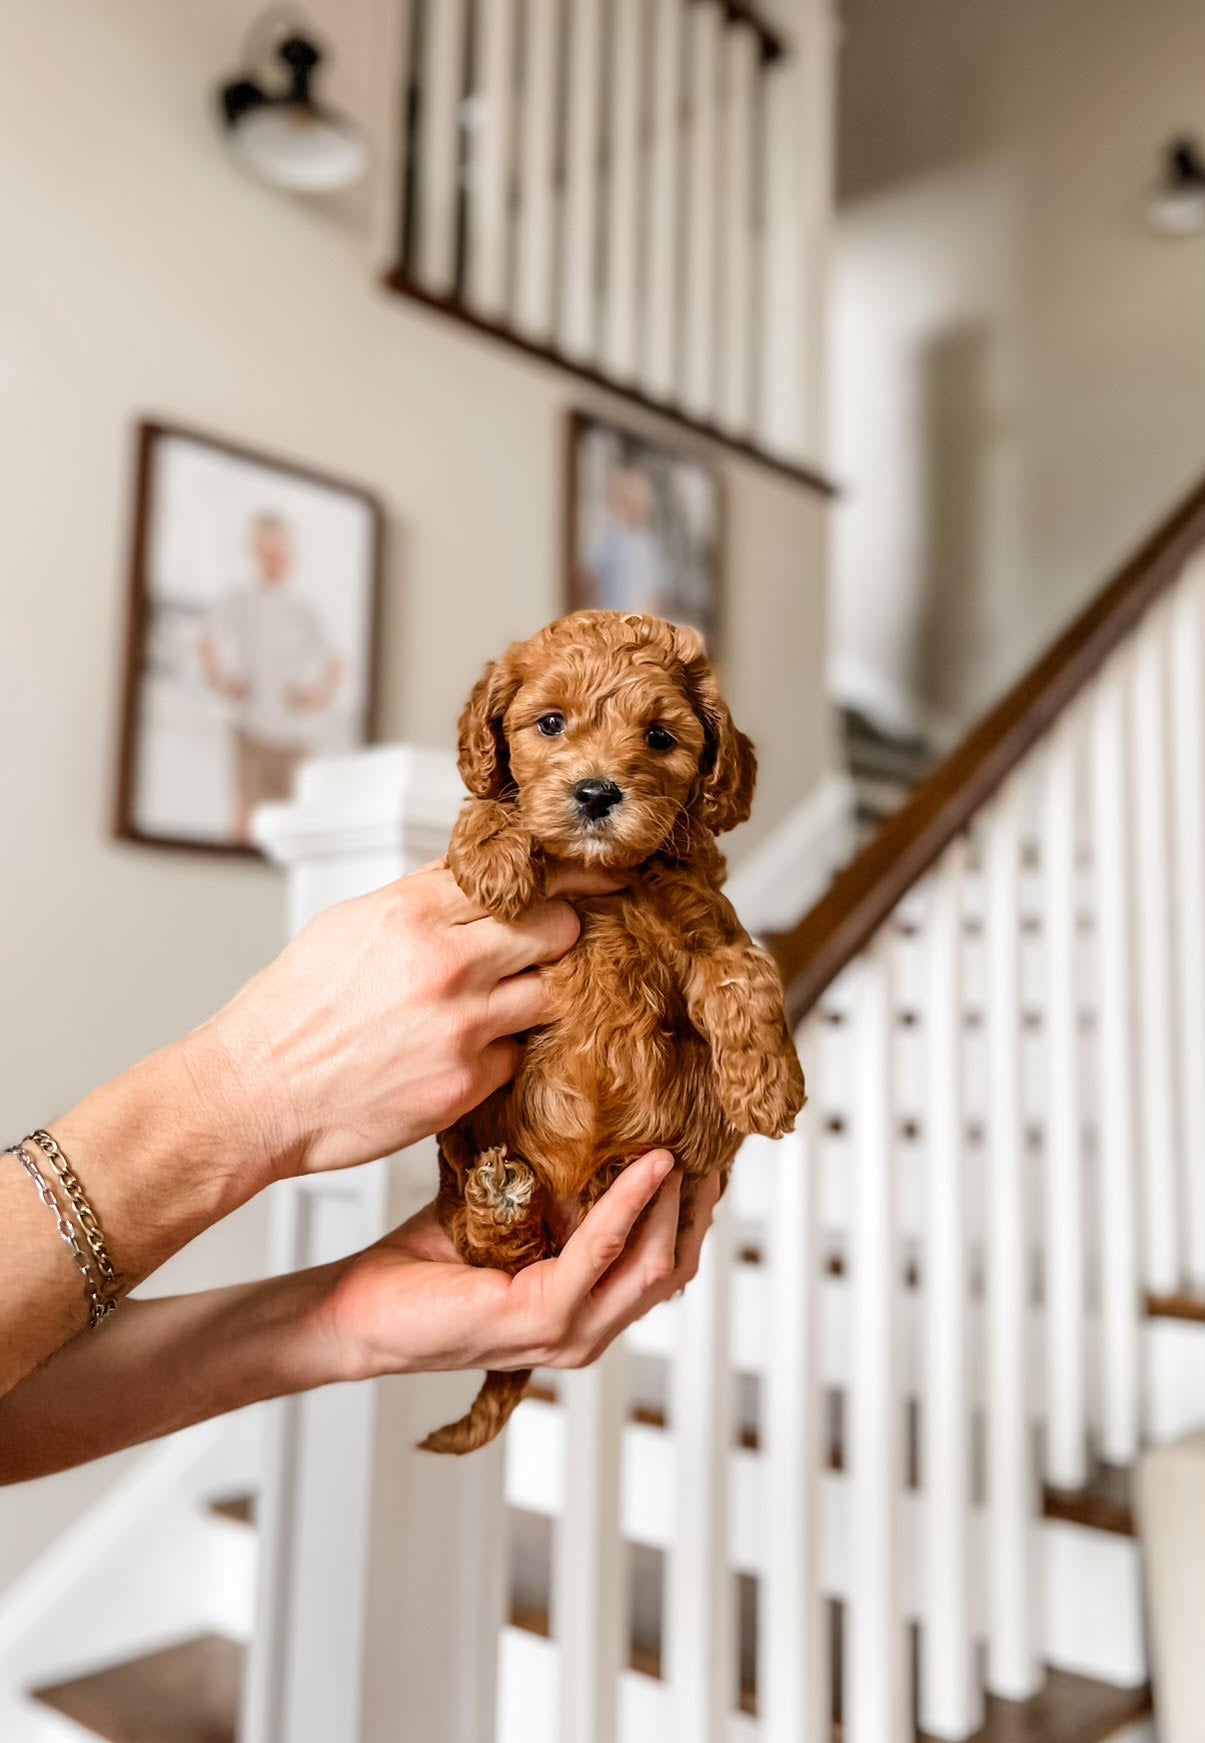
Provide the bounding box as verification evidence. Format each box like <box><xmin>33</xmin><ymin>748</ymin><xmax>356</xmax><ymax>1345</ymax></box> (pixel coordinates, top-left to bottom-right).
<box><xmin>565</xmin><ymin>412</ymin><xmax>724</xmax><ymax>652</ymax></box>
<box><xmin>115</xmin><ymin>421</ymin><xmax>382</xmax><ymax>854</ymax></box>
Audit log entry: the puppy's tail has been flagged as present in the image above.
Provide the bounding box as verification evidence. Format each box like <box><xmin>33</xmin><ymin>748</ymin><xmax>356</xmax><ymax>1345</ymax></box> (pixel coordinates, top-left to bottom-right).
<box><xmin>419</xmin><ymin>1369</ymin><xmax>532</xmax><ymax>1456</ymax></box>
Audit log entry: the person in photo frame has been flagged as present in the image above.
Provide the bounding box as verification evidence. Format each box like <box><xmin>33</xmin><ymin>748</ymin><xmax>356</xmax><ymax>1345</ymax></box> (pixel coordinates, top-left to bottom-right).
<box><xmin>586</xmin><ymin>456</ymin><xmax>672</xmax><ymax>617</ymax></box>
<box><xmin>198</xmin><ymin>510</ymin><xmax>344</xmax><ymax>843</ymax></box>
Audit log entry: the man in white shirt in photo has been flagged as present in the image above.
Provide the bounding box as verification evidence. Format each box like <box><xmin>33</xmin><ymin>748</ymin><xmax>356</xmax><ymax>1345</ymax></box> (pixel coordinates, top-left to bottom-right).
<box><xmin>199</xmin><ymin>512</ymin><xmax>343</xmax><ymax>845</ymax></box>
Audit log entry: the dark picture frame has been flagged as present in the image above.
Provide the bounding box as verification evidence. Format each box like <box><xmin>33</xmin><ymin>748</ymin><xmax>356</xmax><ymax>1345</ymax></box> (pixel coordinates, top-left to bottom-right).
<box><xmin>114</xmin><ymin>420</ymin><xmax>383</xmax><ymax>855</ymax></box>
<box><xmin>563</xmin><ymin>410</ymin><xmax>725</xmax><ymax>655</ymax></box>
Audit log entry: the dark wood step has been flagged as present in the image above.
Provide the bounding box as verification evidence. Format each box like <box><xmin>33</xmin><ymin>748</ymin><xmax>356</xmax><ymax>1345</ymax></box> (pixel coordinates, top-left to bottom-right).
<box><xmin>921</xmin><ymin>1672</ymin><xmax>1150</xmax><ymax>1743</ymax></box>
<box><xmin>1146</xmin><ymin>1289</ymin><xmax>1205</xmax><ymax>1323</ymax></box>
<box><xmin>207</xmin><ymin>1492</ymin><xmax>256</xmax><ymax>1527</ymax></box>
<box><xmin>32</xmin><ymin>1634</ymin><xmax>241</xmax><ymax>1743</ymax></box>
<box><xmin>1043</xmin><ymin>1465</ymin><xmax>1135</xmax><ymax>1538</ymax></box>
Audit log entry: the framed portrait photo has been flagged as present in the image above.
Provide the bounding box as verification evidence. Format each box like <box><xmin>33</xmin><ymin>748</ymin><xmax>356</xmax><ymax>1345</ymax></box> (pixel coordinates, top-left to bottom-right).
<box><xmin>565</xmin><ymin>412</ymin><xmax>724</xmax><ymax>652</ymax></box>
<box><xmin>115</xmin><ymin>421</ymin><xmax>382</xmax><ymax>854</ymax></box>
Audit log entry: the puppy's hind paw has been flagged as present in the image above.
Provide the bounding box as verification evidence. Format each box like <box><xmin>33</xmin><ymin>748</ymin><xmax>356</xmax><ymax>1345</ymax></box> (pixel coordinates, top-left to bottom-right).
<box><xmin>466</xmin><ymin>1148</ymin><xmax>537</xmax><ymax>1228</ymax></box>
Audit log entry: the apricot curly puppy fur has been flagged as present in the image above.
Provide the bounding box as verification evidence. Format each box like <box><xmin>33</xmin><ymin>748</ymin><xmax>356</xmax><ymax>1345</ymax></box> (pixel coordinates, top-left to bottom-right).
<box><xmin>422</xmin><ymin>611</ymin><xmax>806</xmax><ymax>1454</ymax></box>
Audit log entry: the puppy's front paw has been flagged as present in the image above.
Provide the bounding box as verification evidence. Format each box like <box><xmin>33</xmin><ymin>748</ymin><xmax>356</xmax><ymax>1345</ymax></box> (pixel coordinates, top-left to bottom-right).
<box><xmin>719</xmin><ymin>1042</ymin><xmax>807</xmax><ymax>1139</ymax></box>
<box><xmin>448</xmin><ymin>801</ymin><xmax>542</xmax><ymax>919</ymax></box>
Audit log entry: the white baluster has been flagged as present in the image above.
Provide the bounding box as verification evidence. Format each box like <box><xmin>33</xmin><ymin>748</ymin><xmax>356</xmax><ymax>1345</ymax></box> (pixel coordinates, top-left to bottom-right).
<box><xmin>1170</xmin><ymin>561</ymin><xmax>1205</xmax><ymax>1290</ymax></box>
<box><xmin>553</xmin><ymin>1351</ymin><xmax>628</xmax><ymax>1743</ymax></box>
<box><xmin>1041</xmin><ymin>710</ymin><xmax>1089</xmax><ymax>1490</ymax></box>
<box><xmin>416</xmin><ymin>0</ymin><xmax>468</xmax><ymax>296</ymax></box>
<box><xmin>602</xmin><ymin>0</ymin><xmax>644</xmax><ymax>379</ymax></box>
<box><xmin>759</xmin><ymin>0</ymin><xmax>835</xmax><ymax>461</ymax></box>
<box><xmin>560</xmin><ymin>0</ymin><xmax>603</xmax><ymax>359</ymax></box>
<box><xmin>1090</xmin><ymin>661</ymin><xmax>1142</xmax><ymax>1463</ymax></box>
<box><xmin>682</xmin><ymin>0</ymin><xmax>720</xmax><ymax>419</ymax></box>
<box><xmin>666</xmin><ymin>1190</ymin><xmax>735</xmax><ymax>1743</ymax></box>
<box><xmin>983</xmin><ymin>776</ymin><xmax>1041</xmax><ymax>1700</ymax></box>
<box><xmin>643</xmin><ymin>0</ymin><xmax>685</xmax><ymax>400</ymax></box>
<box><xmin>466</xmin><ymin>0</ymin><xmax>517</xmax><ymax>318</ymax></box>
<box><xmin>1131</xmin><ymin>603</ymin><xmax>1182</xmax><ymax>1295</ymax></box>
<box><xmin>846</xmin><ymin>935</ymin><xmax>907</xmax><ymax>1743</ymax></box>
<box><xmin>718</xmin><ymin>23</ymin><xmax>757</xmax><ymax>434</ymax></box>
<box><xmin>762</xmin><ymin>1063</ymin><xmax>826</xmax><ymax>1742</ymax></box>
<box><xmin>245</xmin><ymin>748</ymin><xmax>497</xmax><ymax>1743</ymax></box>
<box><xmin>369</xmin><ymin>0</ymin><xmax>415</xmax><ymax>272</ymax></box>
<box><xmin>920</xmin><ymin>840</ymin><xmax>984</xmax><ymax>1738</ymax></box>
<box><xmin>513</xmin><ymin>0</ymin><xmax>560</xmax><ymax>340</ymax></box>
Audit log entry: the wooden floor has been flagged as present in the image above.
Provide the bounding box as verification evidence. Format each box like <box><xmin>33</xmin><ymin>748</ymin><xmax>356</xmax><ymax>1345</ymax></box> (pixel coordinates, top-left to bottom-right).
<box><xmin>32</xmin><ymin>1635</ymin><xmax>241</xmax><ymax>1743</ymax></box>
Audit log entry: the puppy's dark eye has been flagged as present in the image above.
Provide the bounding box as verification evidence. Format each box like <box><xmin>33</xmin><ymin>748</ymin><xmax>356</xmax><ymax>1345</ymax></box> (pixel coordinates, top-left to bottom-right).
<box><xmin>645</xmin><ymin>725</ymin><xmax>676</xmax><ymax>752</ymax></box>
<box><xmin>536</xmin><ymin>712</ymin><xmax>567</xmax><ymax>738</ymax></box>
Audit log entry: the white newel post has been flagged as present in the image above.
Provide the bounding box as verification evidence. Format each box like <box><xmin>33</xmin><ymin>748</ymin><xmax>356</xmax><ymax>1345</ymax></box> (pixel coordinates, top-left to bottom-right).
<box><xmin>242</xmin><ymin>747</ymin><xmax>508</xmax><ymax>1743</ymax></box>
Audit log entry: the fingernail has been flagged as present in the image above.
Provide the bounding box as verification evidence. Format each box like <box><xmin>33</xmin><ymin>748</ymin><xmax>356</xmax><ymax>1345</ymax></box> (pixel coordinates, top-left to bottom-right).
<box><xmin>649</xmin><ymin>1151</ymin><xmax>674</xmax><ymax>1183</ymax></box>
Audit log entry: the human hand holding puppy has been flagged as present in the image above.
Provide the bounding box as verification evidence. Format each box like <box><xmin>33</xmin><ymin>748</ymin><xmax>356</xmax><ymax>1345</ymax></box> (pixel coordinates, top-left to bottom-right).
<box><xmin>0</xmin><ymin>856</ymin><xmax>665</xmax><ymax>1406</ymax></box>
<box><xmin>0</xmin><ymin>1144</ymin><xmax>715</xmax><ymax>1485</ymax></box>
<box><xmin>0</xmin><ymin>849</ymin><xmax>707</xmax><ymax>1477</ymax></box>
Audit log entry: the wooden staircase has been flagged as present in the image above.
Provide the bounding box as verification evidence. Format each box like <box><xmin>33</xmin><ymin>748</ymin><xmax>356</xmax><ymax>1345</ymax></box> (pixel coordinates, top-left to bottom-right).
<box><xmin>22</xmin><ymin>1453</ymin><xmax>1164</xmax><ymax>1743</ymax></box>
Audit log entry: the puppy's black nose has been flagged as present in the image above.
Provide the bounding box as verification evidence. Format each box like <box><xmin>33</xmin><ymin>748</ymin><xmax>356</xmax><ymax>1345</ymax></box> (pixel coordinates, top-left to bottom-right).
<box><xmin>573</xmin><ymin>778</ymin><xmax>623</xmax><ymax>821</ymax></box>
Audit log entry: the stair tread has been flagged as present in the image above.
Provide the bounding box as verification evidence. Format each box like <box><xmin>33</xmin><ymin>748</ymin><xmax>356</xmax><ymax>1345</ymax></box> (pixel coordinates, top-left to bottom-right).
<box><xmin>31</xmin><ymin>1634</ymin><xmax>241</xmax><ymax>1743</ymax></box>
<box><xmin>1146</xmin><ymin>1288</ymin><xmax>1205</xmax><ymax>1323</ymax></box>
<box><xmin>1043</xmin><ymin>1465</ymin><xmax>1134</xmax><ymax>1537</ymax></box>
<box><xmin>207</xmin><ymin>1492</ymin><xmax>256</xmax><ymax>1527</ymax></box>
<box><xmin>923</xmin><ymin>1671</ymin><xmax>1150</xmax><ymax>1743</ymax></box>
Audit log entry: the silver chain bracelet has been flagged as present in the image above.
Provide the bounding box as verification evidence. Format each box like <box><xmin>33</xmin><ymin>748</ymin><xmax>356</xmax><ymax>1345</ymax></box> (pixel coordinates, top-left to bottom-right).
<box><xmin>6</xmin><ymin>1143</ymin><xmax>116</xmax><ymax>1329</ymax></box>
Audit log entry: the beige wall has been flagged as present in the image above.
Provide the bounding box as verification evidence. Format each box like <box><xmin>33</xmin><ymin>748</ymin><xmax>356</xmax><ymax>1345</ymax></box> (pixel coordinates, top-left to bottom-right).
<box><xmin>0</xmin><ymin>1</ymin><xmax>832</xmax><ymax>1585</ymax></box>
<box><xmin>0</xmin><ymin>0</ymin><xmax>833</xmax><ymax>1137</ymax></box>
<box><xmin>831</xmin><ymin>0</ymin><xmax>1205</xmax><ymax>732</ymax></box>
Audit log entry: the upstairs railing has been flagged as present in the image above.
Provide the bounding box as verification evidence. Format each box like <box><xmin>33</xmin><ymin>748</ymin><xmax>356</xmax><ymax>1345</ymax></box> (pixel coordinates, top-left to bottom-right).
<box><xmin>384</xmin><ymin>0</ymin><xmax>835</xmax><ymax>485</ymax></box>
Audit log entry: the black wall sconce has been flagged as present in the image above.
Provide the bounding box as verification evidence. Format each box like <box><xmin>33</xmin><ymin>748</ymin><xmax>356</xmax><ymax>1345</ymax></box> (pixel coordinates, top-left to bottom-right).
<box><xmin>219</xmin><ymin>11</ymin><xmax>367</xmax><ymax>193</ymax></box>
<box><xmin>1145</xmin><ymin>137</ymin><xmax>1205</xmax><ymax>237</ymax></box>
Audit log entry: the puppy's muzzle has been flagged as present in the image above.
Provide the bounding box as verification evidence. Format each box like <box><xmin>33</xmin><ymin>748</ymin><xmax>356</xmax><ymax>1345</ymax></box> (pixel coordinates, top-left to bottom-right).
<box><xmin>573</xmin><ymin>778</ymin><xmax>623</xmax><ymax>822</ymax></box>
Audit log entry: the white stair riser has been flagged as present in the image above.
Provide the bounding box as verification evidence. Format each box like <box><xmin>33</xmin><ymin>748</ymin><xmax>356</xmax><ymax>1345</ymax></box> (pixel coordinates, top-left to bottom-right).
<box><xmin>1146</xmin><ymin>1318</ymin><xmax>1205</xmax><ymax>1442</ymax></box>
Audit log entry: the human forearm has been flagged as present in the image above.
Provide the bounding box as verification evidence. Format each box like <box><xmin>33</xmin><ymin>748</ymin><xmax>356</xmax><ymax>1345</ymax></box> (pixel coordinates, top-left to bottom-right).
<box><xmin>0</xmin><ymin>1154</ymin><xmax>718</xmax><ymax>1484</ymax></box>
<box><xmin>1</xmin><ymin>1033</ymin><xmax>269</xmax><ymax>1396</ymax></box>
<box><xmin>0</xmin><ymin>1265</ymin><xmax>338</xmax><ymax>1484</ymax></box>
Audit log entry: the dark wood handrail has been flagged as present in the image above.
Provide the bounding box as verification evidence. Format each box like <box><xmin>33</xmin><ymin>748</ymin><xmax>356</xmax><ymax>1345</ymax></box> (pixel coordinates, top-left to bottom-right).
<box><xmin>767</xmin><ymin>476</ymin><xmax>1205</xmax><ymax>1027</ymax></box>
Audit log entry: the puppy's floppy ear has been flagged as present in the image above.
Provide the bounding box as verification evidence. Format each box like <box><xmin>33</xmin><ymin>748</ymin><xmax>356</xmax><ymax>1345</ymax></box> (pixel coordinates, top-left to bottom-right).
<box><xmin>457</xmin><ymin>648</ymin><xmax>523</xmax><ymax>799</ymax></box>
<box><xmin>675</xmin><ymin>626</ymin><xmax>757</xmax><ymax>835</ymax></box>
